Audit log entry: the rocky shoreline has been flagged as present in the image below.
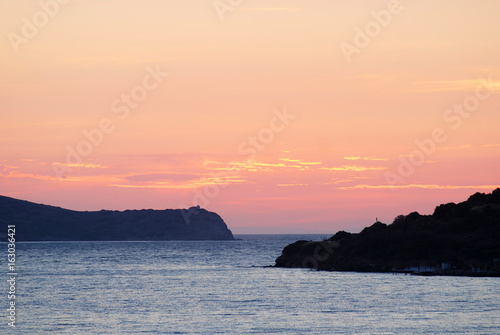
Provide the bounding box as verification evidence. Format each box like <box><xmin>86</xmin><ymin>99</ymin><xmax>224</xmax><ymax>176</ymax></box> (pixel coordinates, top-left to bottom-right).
<box><xmin>0</xmin><ymin>195</ymin><xmax>234</xmax><ymax>241</ymax></box>
<box><xmin>275</xmin><ymin>189</ymin><xmax>500</xmax><ymax>277</ymax></box>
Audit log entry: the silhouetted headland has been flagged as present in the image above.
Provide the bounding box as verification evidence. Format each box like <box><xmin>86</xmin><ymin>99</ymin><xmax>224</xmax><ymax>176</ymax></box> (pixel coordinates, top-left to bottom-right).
<box><xmin>275</xmin><ymin>189</ymin><xmax>500</xmax><ymax>277</ymax></box>
<box><xmin>0</xmin><ymin>195</ymin><xmax>234</xmax><ymax>241</ymax></box>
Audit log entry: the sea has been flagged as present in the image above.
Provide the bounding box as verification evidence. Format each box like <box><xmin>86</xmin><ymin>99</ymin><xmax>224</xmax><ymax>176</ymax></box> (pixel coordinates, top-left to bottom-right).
<box><xmin>5</xmin><ymin>234</ymin><xmax>500</xmax><ymax>334</ymax></box>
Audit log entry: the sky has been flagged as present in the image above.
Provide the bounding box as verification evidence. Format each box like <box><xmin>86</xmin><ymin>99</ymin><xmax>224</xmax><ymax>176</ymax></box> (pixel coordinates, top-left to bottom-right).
<box><xmin>1</xmin><ymin>0</ymin><xmax>499</xmax><ymax>233</ymax></box>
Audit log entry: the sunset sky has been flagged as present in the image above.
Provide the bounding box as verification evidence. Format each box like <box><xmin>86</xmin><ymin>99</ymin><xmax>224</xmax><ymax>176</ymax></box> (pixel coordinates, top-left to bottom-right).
<box><xmin>1</xmin><ymin>0</ymin><xmax>499</xmax><ymax>233</ymax></box>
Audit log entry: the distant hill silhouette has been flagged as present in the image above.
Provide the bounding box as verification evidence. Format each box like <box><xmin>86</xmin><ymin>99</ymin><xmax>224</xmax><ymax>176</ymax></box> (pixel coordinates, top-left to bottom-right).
<box><xmin>0</xmin><ymin>195</ymin><xmax>234</xmax><ymax>241</ymax></box>
<box><xmin>275</xmin><ymin>189</ymin><xmax>500</xmax><ymax>276</ymax></box>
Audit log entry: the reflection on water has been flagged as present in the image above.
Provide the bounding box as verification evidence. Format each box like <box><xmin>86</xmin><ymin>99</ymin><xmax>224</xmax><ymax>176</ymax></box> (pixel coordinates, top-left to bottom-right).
<box><xmin>11</xmin><ymin>235</ymin><xmax>500</xmax><ymax>334</ymax></box>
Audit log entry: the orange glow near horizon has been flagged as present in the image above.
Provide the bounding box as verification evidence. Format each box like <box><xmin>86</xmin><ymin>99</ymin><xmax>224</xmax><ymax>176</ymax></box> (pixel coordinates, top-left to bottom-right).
<box><xmin>1</xmin><ymin>0</ymin><xmax>499</xmax><ymax>233</ymax></box>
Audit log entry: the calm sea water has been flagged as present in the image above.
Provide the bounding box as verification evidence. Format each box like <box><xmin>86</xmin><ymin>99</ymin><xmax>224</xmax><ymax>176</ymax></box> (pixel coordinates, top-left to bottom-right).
<box><xmin>5</xmin><ymin>234</ymin><xmax>500</xmax><ymax>334</ymax></box>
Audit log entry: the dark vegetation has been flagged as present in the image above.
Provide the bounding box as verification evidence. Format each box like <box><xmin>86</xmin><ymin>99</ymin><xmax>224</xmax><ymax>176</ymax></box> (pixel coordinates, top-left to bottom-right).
<box><xmin>275</xmin><ymin>189</ymin><xmax>500</xmax><ymax>276</ymax></box>
<box><xmin>0</xmin><ymin>195</ymin><xmax>234</xmax><ymax>241</ymax></box>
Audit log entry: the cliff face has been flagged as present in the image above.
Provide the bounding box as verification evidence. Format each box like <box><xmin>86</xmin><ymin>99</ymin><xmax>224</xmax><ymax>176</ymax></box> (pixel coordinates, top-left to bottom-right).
<box><xmin>275</xmin><ymin>189</ymin><xmax>500</xmax><ymax>275</ymax></box>
<box><xmin>0</xmin><ymin>195</ymin><xmax>234</xmax><ymax>241</ymax></box>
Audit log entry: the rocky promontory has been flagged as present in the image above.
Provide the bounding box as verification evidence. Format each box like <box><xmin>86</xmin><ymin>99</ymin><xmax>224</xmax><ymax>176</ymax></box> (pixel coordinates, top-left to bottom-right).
<box><xmin>275</xmin><ymin>189</ymin><xmax>500</xmax><ymax>276</ymax></box>
<box><xmin>0</xmin><ymin>195</ymin><xmax>234</xmax><ymax>241</ymax></box>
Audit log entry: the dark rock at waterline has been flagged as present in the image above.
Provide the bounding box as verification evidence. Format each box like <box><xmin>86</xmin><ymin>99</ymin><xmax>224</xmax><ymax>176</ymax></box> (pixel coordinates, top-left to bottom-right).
<box><xmin>0</xmin><ymin>195</ymin><xmax>234</xmax><ymax>241</ymax></box>
<box><xmin>275</xmin><ymin>189</ymin><xmax>500</xmax><ymax>276</ymax></box>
